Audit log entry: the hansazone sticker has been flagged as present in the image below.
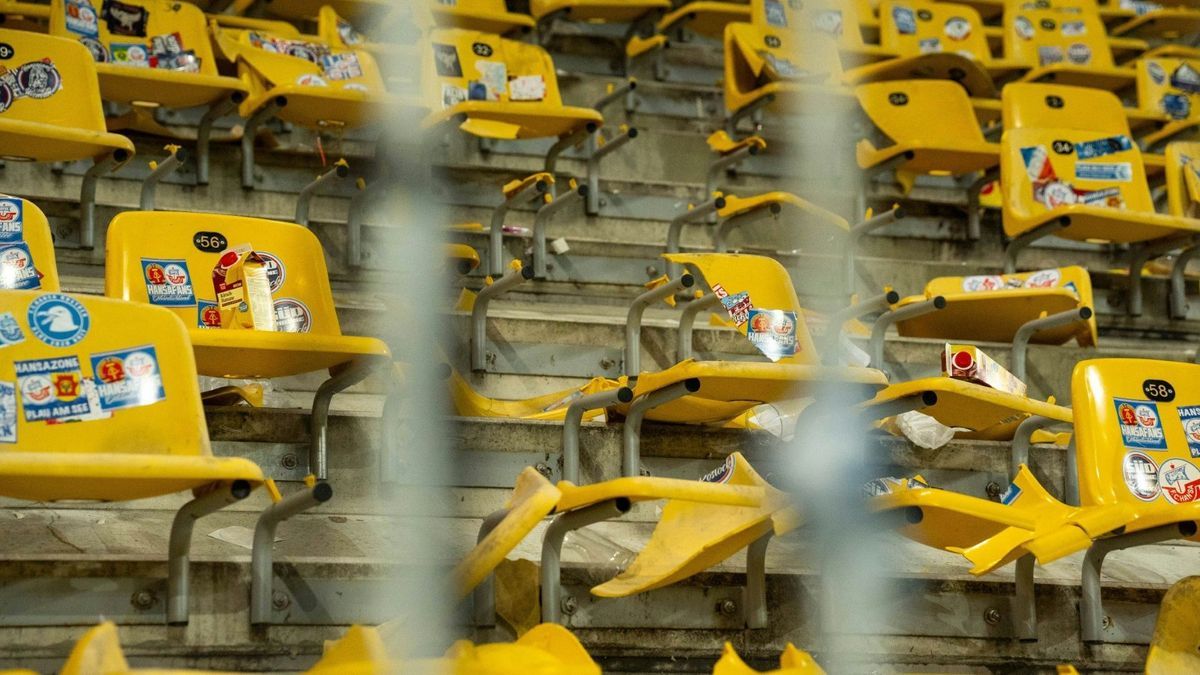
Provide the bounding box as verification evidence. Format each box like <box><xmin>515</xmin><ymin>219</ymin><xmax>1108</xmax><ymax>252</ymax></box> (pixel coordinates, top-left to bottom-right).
<box><xmin>0</xmin><ymin>380</ymin><xmax>14</xmax><ymax>443</ymax></box>
<box><xmin>141</xmin><ymin>258</ymin><xmax>195</xmax><ymax>307</ymax></box>
<box><xmin>1115</xmin><ymin>398</ymin><xmax>1168</xmax><ymax>450</ymax></box>
<box><xmin>90</xmin><ymin>345</ymin><xmax>164</xmax><ymax>412</ymax></box>
<box><xmin>27</xmin><ymin>294</ymin><xmax>88</xmax><ymax>348</ymax></box>
<box><xmin>747</xmin><ymin>309</ymin><xmax>798</xmax><ymax>362</ymax></box>
<box><xmin>15</xmin><ymin>355</ymin><xmax>92</xmax><ymax>422</ymax></box>
<box><xmin>1179</xmin><ymin>405</ymin><xmax>1200</xmax><ymax>458</ymax></box>
<box><xmin>1123</xmin><ymin>451</ymin><xmax>1160</xmax><ymax>501</ymax></box>
<box><xmin>1160</xmin><ymin>458</ymin><xmax>1200</xmax><ymax>503</ymax></box>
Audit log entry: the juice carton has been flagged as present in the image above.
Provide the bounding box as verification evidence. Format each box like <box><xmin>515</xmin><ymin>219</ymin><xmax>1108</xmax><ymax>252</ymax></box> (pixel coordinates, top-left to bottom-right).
<box><xmin>941</xmin><ymin>344</ymin><xmax>1027</xmax><ymax>396</ymax></box>
<box><xmin>212</xmin><ymin>244</ymin><xmax>275</xmax><ymax>331</ymax></box>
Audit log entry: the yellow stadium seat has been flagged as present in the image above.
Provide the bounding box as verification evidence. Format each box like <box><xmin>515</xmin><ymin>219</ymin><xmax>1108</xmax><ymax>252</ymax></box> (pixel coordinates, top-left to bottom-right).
<box><xmin>448</xmin><ymin>369</ymin><xmax>622</xmax><ymax>421</ymax></box>
<box><xmin>714</xmin><ymin>642</ymin><xmax>828</xmax><ymax>675</ymax></box>
<box><xmin>893</xmin><ymin>266</ymin><xmax>1098</xmax><ymax>346</ymax></box>
<box><xmin>427</xmin><ymin>0</ymin><xmax>536</xmax><ymax>35</ymax></box>
<box><xmin>1108</xmin><ymin>5</ymin><xmax>1200</xmax><ymax>40</ymax></box>
<box><xmin>714</xmin><ymin>191</ymin><xmax>849</xmax><ymax>252</ymax></box>
<box><xmin>1135</xmin><ymin>57</ymin><xmax>1200</xmax><ymax>150</ymax></box>
<box><xmin>0</xmin><ymin>28</ymin><xmax>133</xmax><ymax>163</ymax></box>
<box><xmin>1166</xmin><ymin>140</ymin><xmax>1200</xmax><ymax>217</ymax></box>
<box><xmin>620</xmin><ymin>253</ymin><xmax>889</xmax><ymax>426</ymax></box>
<box><xmin>421</xmin><ymin>623</ymin><xmax>601</xmax><ymax>675</ymax></box>
<box><xmin>854</xmin><ymin>79</ymin><xmax>1000</xmax><ymax>178</ymax></box>
<box><xmin>724</xmin><ymin>0</ymin><xmax>854</xmax><ymax>129</ymax></box>
<box><xmin>259</xmin><ymin>0</ymin><xmax>392</xmax><ymax>23</ymax></box>
<box><xmin>1000</xmin><ymin>83</ymin><xmax>1200</xmax><ymax>288</ymax></box>
<box><xmin>1145</xmin><ymin>576</ymin><xmax>1200</xmax><ymax>673</ymax></box>
<box><xmin>447</xmin><ymin>242</ymin><xmax>481</xmax><ymax>274</ymax></box>
<box><xmin>1005</xmin><ymin>2</ymin><xmax>1135</xmax><ymax>92</ymax></box>
<box><xmin>422</xmin><ymin>28</ymin><xmax>603</xmax><ymax>140</ymax></box>
<box><xmin>103</xmin><ymin>211</ymin><xmax>392</xmax><ymax>478</ymax></box>
<box><xmin>47</xmin><ymin>0</ymin><xmax>247</xmax><ymax>111</ymax></box>
<box><xmin>844</xmin><ymin>0</ymin><xmax>1023</xmax><ymax>98</ymax></box>
<box><xmin>0</xmin><ymin>290</ymin><xmax>264</xmax><ymax>622</ymax></box>
<box><xmin>865</xmin><ymin>376</ymin><xmax>1072</xmax><ymax>436</ymax></box>
<box><xmin>531</xmin><ymin>0</ymin><xmax>671</xmax><ymax>24</ymax></box>
<box><xmin>658</xmin><ymin>1</ymin><xmax>753</xmax><ymax>40</ymax></box>
<box><xmin>0</xmin><ymin>197</ymin><xmax>61</xmax><ymax>293</ymax></box>
<box><xmin>228</xmin><ymin>26</ymin><xmax>393</xmax><ymax>131</ymax></box>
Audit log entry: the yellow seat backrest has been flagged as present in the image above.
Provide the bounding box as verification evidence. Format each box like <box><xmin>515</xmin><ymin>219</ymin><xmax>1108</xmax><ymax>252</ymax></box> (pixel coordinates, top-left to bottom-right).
<box><xmin>0</xmin><ymin>29</ymin><xmax>110</xmax><ymax>140</ymax></box>
<box><xmin>48</xmin><ymin>0</ymin><xmax>221</xmax><ymax>78</ymax></box>
<box><xmin>725</xmin><ymin>0</ymin><xmax>843</xmax><ymax>107</ymax></box>
<box><xmin>308</xmin><ymin>624</ymin><xmax>398</xmax><ymax>674</ymax></box>
<box><xmin>1166</xmin><ymin>141</ymin><xmax>1200</xmax><ymax>217</ymax></box>
<box><xmin>1146</xmin><ymin>576</ymin><xmax>1200</xmax><ymax>674</ymax></box>
<box><xmin>663</xmin><ymin>252</ymin><xmax>819</xmax><ymax>366</ymax></box>
<box><xmin>235</xmin><ymin>29</ymin><xmax>387</xmax><ymax>103</ymax></box>
<box><xmin>0</xmin><ymin>289</ymin><xmax>210</xmax><ymax>457</ymax></box>
<box><xmin>103</xmin><ymin>211</ymin><xmax>342</xmax><ymax>337</ymax></box>
<box><xmin>855</xmin><ymin>79</ymin><xmax>988</xmax><ymax>146</ymax></box>
<box><xmin>1003</xmin><ymin>2</ymin><xmax>1114</xmax><ymax>70</ymax></box>
<box><xmin>1002</xmin><ymin>81</ymin><xmax>1132</xmax><ymax>133</ymax></box>
<box><xmin>0</xmin><ymin>197</ymin><xmax>59</xmax><ymax>293</ymax></box>
<box><xmin>877</xmin><ymin>0</ymin><xmax>990</xmax><ymax>61</ymax></box>
<box><xmin>424</xmin><ymin>28</ymin><xmax>568</xmax><ymax>111</ymax></box>
<box><xmin>1137</xmin><ymin>57</ymin><xmax>1200</xmax><ymax>122</ymax></box>
<box><xmin>1072</xmin><ymin>358</ymin><xmax>1200</xmax><ymax>509</ymax></box>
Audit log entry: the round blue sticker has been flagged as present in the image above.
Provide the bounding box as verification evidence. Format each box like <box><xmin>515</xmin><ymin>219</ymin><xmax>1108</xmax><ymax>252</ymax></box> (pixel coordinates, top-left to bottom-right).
<box><xmin>27</xmin><ymin>293</ymin><xmax>89</xmax><ymax>347</ymax></box>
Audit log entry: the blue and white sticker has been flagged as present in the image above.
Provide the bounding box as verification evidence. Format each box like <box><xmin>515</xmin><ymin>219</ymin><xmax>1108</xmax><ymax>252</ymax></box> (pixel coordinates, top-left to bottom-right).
<box><xmin>273</xmin><ymin>298</ymin><xmax>312</xmax><ymax>333</ymax></box>
<box><xmin>141</xmin><ymin>258</ymin><xmax>195</xmax><ymax>308</ymax></box>
<box><xmin>1075</xmin><ymin>162</ymin><xmax>1132</xmax><ymax>182</ymax></box>
<box><xmin>27</xmin><ymin>293</ymin><xmax>89</xmax><ymax>348</ymax></box>
<box><xmin>64</xmin><ymin>0</ymin><xmax>100</xmax><ymax>38</ymax></box>
<box><xmin>1148</xmin><ymin>60</ymin><xmax>1166</xmax><ymax>84</ymax></box>
<box><xmin>0</xmin><ymin>380</ymin><xmax>14</xmax><ymax>443</ymax></box>
<box><xmin>90</xmin><ymin>345</ymin><xmax>164</xmax><ymax>412</ymax></box>
<box><xmin>1123</xmin><ymin>451</ymin><xmax>1160</xmax><ymax>501</ymax></box>
<box><xmin>1075</xmin><ymin>134</ymin><xmax>1133</xmax><ymax>160</ymax></box>
<box><xmin>0</xmin><ymin>197</ymin><xmax>22</xmax><ymax>244</ymax></box>
<box><xmin>1000</xmin><ymin>482</ymin><xmax>1021</xmax><ymax>505</ymax></box>
<box><xmin>0</xmin><ymin>243</ymin><xmax>40</xmax><ymax>290</ymax></box>
<box><xmin>1179</xmin><ymin>405</ymin><xmax>1200</xmax><ymax>458</ymax></box>
<box><xmin>918</xmin><ymin>37</ymin><xmax>942</xmax><ymax>53</ymax></box>
<box><xmin>892</xmin><ymin>5</ymin><xmax>917</xmax><ymax>34</ymax></box>
<box><xmin>764</xmin><ymin>0</ymin><xmax>788</xmax><ymax>26</ymax></box>
<box><xmin>747</xmin><ymin>309</ymin><xmax>798</xmax><ymax>362</ymax></box>
<box><xmin>14</xmin><ymin>356</ymin><xmax>91</xmax><ymax>422</ymax></box>
<box><xmin>1162</xmin><ymin>93</ymin><xmax>1191</xmax><ymax>120</ymax></box>
<box><xmin>258</xmin><ymin>252</ymin><xmax>286</xmax><ymax>293</ymax></box>
<box><xmin>1061</xmin><ymin>20</ymin><xmax>1085</xmax><ymax>36</ymax></box>
<box><xmin>0</xmin><ymin>311</ymin><xmax>24</xmax><ymax>348</ymax></box>
<box><xmin>1114</xmin><ymin>397</ymin><xmax>1168</xmax><ymax>451</ymax></box>
<box><xmin>721</xmin><ymin>291</ymin><xmax>752</xmax><ymax>326</ymax></box>
<box><xmin>1172</xmin><ymin>62</ymin><xmax>1200</xmax><ymax>93</ymax></box>
<box><xmin>197</xmin><ymin>299</ymin><xmax>220</xmax><ymax>329</ymax></box>
<box><xmin>1037</xmin><ymin>45</ymin><xmax>1064</xmax><ymax>66</ymax></box>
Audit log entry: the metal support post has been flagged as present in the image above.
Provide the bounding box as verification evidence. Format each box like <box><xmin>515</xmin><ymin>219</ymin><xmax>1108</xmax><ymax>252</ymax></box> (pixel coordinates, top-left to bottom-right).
<box><xmin>1010</xmin><ymin>415</ymin><xmax>1062</xmax><ymax>480</ymax></box>
<box><xmin>544</xmin><ymin>123</ymin><xmax>597</xmax><ymax>194</ymax></box>
<box><xmin>562</xmin><ymin>387</ymin><xmax>634</xmax><ymax>485</ymax></box>
<box><xmin>868</xmin><ymin>296</ymin><xmax>946</xmax><ymax>372</ymax></box>
<box><xmin>1128</xmin><ymin>234</ymin><xmax>1200</xmax><ymax>316</ymax></box>
<box><xmin>744</xmin><ymin>532</ymin><xmax>773</xmax><ymax>629</ymax></box>
<box><xmin>489</xmin><ymin>178</ymin><xmax>549</xmax><ymax>277</ymax></box>
<box><xmin>346</xmin><ymin>175</ymin><xmax>391</xmax><ymax>270</ymax></box>
<box><xmin>625</xmin><ymin>274</ymin><xmax>695</xmax><ymax>379</ymax></box>
<box><xmin>713</xmin><ymin>203</ymin><xmax>780</xmax><ymax>252</ymax></box>
<box><xmin>965</xmin><ymin>167</ymin><xmax>999</xmax><ymax>241</ymax></box>
<box><xmin>140</xmin><ymin>146</ymin><xmax>188</xmax><ymax>211</ymax></box>
<box><xmin>665</xmin><ymin>197</ymin><xmax>725</xmax><ymax>279</ymax></box>
<box><xmin>847</xmin><ymin>206</ymin><xmax>905</xmax><ymax>294</ymax></box>
<box><xmin>623</xmin><ymin>379</ymin><xmax>700</xmax><ymax>477</ymax></box>
<box><xmin>472</xmin><ymin>508</ymin><xmax>511</xmax><ymax>628</ymax></box>
<box><xmin>196</xmin><ymin>91</ymin><xmax>244</xmax><ymax>186</ymax></box>
<box><xmin>704</xmin><ymin>144</ymin><xmax>758</xmax><ymax>224</ymax></box>
<box><xmin>167</xmin><ymin>480</ymin><xmax>253</xmax><ymax>624</ymax></box>
<box><xmin>295</xmin><ymin>161</ymin><xmax>349</xmax><ymax>226</ymax></box>
<box><xmin>585</xmin><ymin>127</ymin><xmax>637</xmax><ymax>215</ymax></box>
<box><xmin>1011</xmin><ymin>307</ymin><xmax>1092</xmax><ymax>382</ymax></box>
<box><xmin>1170</xmin><ymin>244</ymin><xmax>1200</xmax><ymax>319</ymax></box>
<box><xmin>241</xmin><ymin>96</ymin><xmax>287</xmax><ymax>189</ymax></box>
<box><xmin>1004</xmin><ymin>218</ymin><xmax>1069</xmax><ymax>274</ymax></box>
<box><xmin>533</xmin><ymin>185</ymin><xmax>587</xmax><ymax>278</ymax></box>
<box><xmin>1013</xmin><ymin>554</ymin><xmax>1037</xmax><ymax>642</ymax></box>
<box><xmin>472</xmin><ymin>266</ymin><xmax>536</xmax><ymax>372</ymax></box>
<box><xmin>79</xmin><ymin>149</ymin><xmax>129</xmax><ymax>249</ymax></box>
<box><xmin>1081</xmin><ymin>522</ymin><xmax>1196</xmax><ymax>643</ymax></box>
<box><xmin>541</xmin><ymin>499</ymin><xmax>632</xmax><ymax>624</ymax></box>
<box><xmin>820</xmin><ymin>290</ymin><xmax>900</xmax><ymax>365</ymax></box>
<box><xmin>250</xmin><ymin>483</ymin><xmax>334</xmax><ymax>625</ymax></box>
<box><xmin>311</xmin><ymin>359</ymin><xmax>381</xmax><ymax>480</ymax></box>
<box><xmin>677</xmin><ymin>294</ymin><xmax>722</xmax><ymax>362</ymax></box>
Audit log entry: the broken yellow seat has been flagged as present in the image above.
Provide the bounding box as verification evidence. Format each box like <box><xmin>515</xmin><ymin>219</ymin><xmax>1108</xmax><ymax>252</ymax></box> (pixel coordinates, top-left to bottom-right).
<box><xmin>1006</xmin><ymin>3</ymin><xmax>1135</xmax><ymax>92</ymax></box>
<box><xmin>1001</xmin><ymin>83</ymin><xmax>1200</xmax><ymax>247</ymax></box>
<box><xmin>716</xmin><ymin>191</ymin><xmax>849</xmax><ymax>251</ymax></box>
<box><xmin>422</xmin><ymin>28</ymin><xmax>604</xmax><ymax>140</ymax></box>
<box><xmin>1110</xmin><ymin>6</ymin><xmax>1200</xmax><ymax>40</ymax></box>
<box><xmin>104</xmin><ymin>211</ymin><xmax>391</xmax><ymax>379</ymax></box>
<box><xmin>1135</xmin><ymin>57</ymin><xmax>1200</xmax><ymax>149</ymax></box>
<box><xmin>228</xmin><ymin>26</ymin><xmax>394</xmax><ymax>130</ymax></box>
<box><xmin>865</xmin><ymin>376</ymin><xmax>1072</xmax><ymax>435</ymax></box>
<box><xmin>659</xmin><ymin>1</ymin><xmax>752</xmax><ymax>39</ymax></box>
<box><xmin>454</xmin><ymin>463</ymin><xmax>770</xmax><ymax>597</ymax></box>
<box><xmin>894</xmin><ymin>266</ymin><xmax>1098</xmax><ymax>346</ymax></box>
<box><xmin>429</xmin><ymin>0</ymin><xmax>535</xmax><ymax>34</ymax></box>
<box><xmin>427</xmin><ymin>624</ymin><xmax>600</xmax><ymax>675</ymax></box>
<box><xmin>0</xmin><ymin>29</ymin><xmax>133</xmax><ymax>162</ymax></box>
<box><xmin>447</xmin><ymin>243</ymin><xmax>481</xmax><ymax>274</ymax></box>
<box><xmin>1166</xmin><ymin>140</ymin><xmax>1200</xmax><ymax>217</ymax></box>
<box><xmin>47</xmin><ymin>0</ymin><xmax>247</xmax><ymax>110</ymax></box>
<box><xmin>714</xmin><ymin>642</ymin><xmax>828</xmax><ymax>675</ymax></box>
<box><xmin>591</xmin><ymin>452</ymin><xmax>794</xmax><ymax>598</ymax></box>
<box><xmin>449</xmin><ymin>368</ymin><xmax>621</xmax><ymax>421</ymax></box>
<box><xmin>532</xmin><ymin>0</ymin><xmax>670</xmax><ymax>24</ymax></box>
<box><xmin>0</xmin><ymin>290</ymin><xmax>264</xmax><ymax>502</ymax></box>
<box><xmin>855</xmin><ymin>79</ymin><xmax>1000</xmax><ymax>177</ymax></box>
<box><xmin>1145</xmin><ymin>576</ymin><xmax>1200</xmax><ymax>674</ymax></box>
<box><xmin>0</xmin><ymin>197</ymin><xmax>61</xmax><ymax>293</ymax></box>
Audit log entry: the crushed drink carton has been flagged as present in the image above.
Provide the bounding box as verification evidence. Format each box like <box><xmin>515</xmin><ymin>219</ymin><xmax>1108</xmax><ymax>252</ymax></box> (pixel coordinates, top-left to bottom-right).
<box><xmin>212</xmin><ymin>244</ymin><xmax>275</xmax><ymax>331</ymax></box>
<box><xmin>941</xmin><ymin>344</ymin><xmax>1027</xmax><ymax>397</ymax></box>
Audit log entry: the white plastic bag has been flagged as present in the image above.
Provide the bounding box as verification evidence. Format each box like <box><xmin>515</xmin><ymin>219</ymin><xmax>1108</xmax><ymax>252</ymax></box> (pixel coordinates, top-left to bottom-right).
<box><xmin>896</xmin><ymin>410</ymin><xmax>956</xmax><ymax>449</ymax></box>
